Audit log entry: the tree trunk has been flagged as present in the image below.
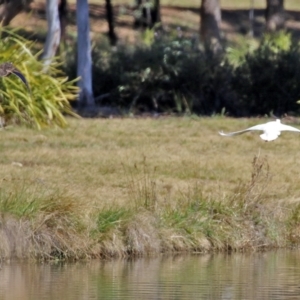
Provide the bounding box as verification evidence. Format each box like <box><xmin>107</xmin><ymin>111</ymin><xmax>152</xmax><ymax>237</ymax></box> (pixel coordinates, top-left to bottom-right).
<box><xmin>0</xmin><ymin>0</ymin><xmax>32</xmax><ymax>26</ymax></box>
<box><xmin>59</xmin><ymin>0</ymin><xmax>68</xmax><ymax>43</ymax></box>
<box><xmin>133</xmin><ymin>0</ymin><xmax>161</xmax><ymax>29</ymax></box>
<box><xmin>265</xmin><ymin>0</ymin><xmax>285</xmax><ymax>32</ymax></box>
<box><xmin>76</xmin><ymin>0</ymin><xmax>95</xmax><ymax>109</ymax></box>
<box><xmin>249</xmin><ymin>0</ymin><xmax>255</xmax><ymax>37</ymax></box>
<box><xmin>153</xmin><ymin>0</ymin><xmax>161</xmax><ymax>25</ymax></box>
<box><xmin>200</xmin><ymin>0</ymin><xmax>222</xmax><ymax>52</ymax></box>
<box><xmin>105</xmin><ymin>0</ymin><xmax>117</xmax><ymax>45</ymax></box>
<box><xmin>42</xmin><ymin>0</ymin><xmax>61</xmax><ymax>67</ymax></box>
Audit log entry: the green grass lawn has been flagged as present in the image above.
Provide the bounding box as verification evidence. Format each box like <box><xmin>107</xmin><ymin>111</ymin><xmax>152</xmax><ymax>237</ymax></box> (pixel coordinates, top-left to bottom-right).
<box><xmin>2</xmin><ymin>116</ymin><xmax>300</xmax><ymax>208</ymax></box>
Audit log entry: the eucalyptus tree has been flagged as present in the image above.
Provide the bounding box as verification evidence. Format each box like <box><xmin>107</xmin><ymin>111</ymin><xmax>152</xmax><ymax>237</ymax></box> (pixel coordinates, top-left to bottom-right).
<box><xmin>133</xmin><ymin>0</ymin><xmax>161</xmax><ymax>28</ymax></box>
<box><xmin>76</xmin><ymin>0</ymin><xmax>95</xmax><ymax>110</ymax></box>
<box><xmin>42</xmin><ymin>0</ymin><xmax>61</xmax><ymax>67</ymax></box>
<box><xmin>265</xmin><ymin>0</ymin><xmax>285</xmax><ymax>31</ymax></box>
<box><xmin>59</xmin><ymin>0</ymin><xmax>68</xmax><ymax>43</ymax></box>
<box><xmin>105</xmin><ymin>0</ymin><xmax>117</xmax><ymax>45</ymax></box>
<box><xmin>200</xmin><ymin>0</ymin><xmax>222</xmax><ymax>52</ymax></box>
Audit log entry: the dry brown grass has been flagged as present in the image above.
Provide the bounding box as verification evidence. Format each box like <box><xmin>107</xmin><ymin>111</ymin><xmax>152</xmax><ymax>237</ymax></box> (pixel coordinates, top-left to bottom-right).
<box><xmin>1</xmin><ymin>116</ymin><xmax>300</xmax><ymax>259</ymax></box>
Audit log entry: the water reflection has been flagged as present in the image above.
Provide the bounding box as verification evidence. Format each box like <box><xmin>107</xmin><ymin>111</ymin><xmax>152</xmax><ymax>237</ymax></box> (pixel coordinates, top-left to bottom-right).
<box><xmin>1</xmin><ymin>250</ymin><xmax>300</xmax><ymax>299</ymax></box>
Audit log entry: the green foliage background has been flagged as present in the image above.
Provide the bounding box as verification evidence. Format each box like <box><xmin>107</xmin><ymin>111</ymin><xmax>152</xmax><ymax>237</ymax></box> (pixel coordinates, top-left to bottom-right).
<box><xmin>63</xmin><ymin>29</ymin><xmax>300</xmax><ymax>117</ymax></box>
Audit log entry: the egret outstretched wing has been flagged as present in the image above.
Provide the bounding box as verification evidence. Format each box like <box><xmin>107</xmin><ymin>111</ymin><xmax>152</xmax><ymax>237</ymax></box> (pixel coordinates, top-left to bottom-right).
<box><xmin>277</xmin><ymin>124</ymin><xmax>300</xmax><ymax>132</ymax></box>
<box><xmin>219</xmin><ymin>124</ymin><xmax>267</xmax><ymax>136</ymax></box>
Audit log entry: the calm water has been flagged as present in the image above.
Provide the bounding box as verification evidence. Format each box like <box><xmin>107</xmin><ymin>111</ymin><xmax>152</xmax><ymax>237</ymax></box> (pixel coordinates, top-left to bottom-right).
<box><xmin>1</xmin><ymin>250</ymin><xmax>300</xmax><ymax>300</ymax></box>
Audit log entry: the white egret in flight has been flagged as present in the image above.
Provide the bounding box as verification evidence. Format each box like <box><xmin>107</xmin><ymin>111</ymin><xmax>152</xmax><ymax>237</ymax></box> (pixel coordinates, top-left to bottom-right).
<box><xmin>219</xmin><ymin>119</ymin><xmax>300</xmax><ymax>141</ymax></box>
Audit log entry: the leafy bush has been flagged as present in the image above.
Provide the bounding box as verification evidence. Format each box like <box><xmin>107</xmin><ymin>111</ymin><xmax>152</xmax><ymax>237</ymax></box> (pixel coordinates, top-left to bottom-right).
<box><xmin>231</xmin><ymin>31</ymin><xmax>300</xmax><ymax>116</ymax></box>
<box><xmin>63</xmin><ymin>30</ymin><xmax>300</xmax><ymax>117</ymax></box>
<box><xmin>0</xmin><ymin>30</ymin><xmax>78</xmax><ymax>128</ymax></box>
<box><xmin>89</xmin><ymin>33</ymin><xmax>235</xmax><ymax>115</ymax></box>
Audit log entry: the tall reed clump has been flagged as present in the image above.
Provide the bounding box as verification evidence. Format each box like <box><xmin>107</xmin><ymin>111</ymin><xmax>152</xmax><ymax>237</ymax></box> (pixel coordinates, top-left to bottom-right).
<box><xmin>112</xmin><ymin>155</ymin><xmax>293</xmax><ymax>255</ymax></box>
<box><xmin>0</xmin><ymin>181</ymin><xmax>89</xmax><ymax>260</ymax></box>
<box><xmin>89</xmin><ymin>161</ymin><xmax>161</xmax><ymax>258</ymax></box>
<box><xmin>0</xmin><ymin>29</ymin><xmax>78</xmax><ymax>129</ymax></box>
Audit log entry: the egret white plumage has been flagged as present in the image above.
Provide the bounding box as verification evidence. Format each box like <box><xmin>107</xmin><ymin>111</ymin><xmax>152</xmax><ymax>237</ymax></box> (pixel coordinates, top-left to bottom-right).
<box><xmin>219</xmin><ymin>119</ymin><xmax>300</xmax><ymax>141</ymax></box>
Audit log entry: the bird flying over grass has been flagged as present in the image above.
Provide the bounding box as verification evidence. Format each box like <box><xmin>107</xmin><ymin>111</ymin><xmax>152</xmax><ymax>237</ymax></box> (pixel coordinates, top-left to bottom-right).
<box><xmin>0</xmin><ymin>62</ymin><xmax>30</xmax><ymax>91</ymax></box>
<box><xmin>219</xmin><ymin>119</ymin><xmax>300</xmax><ymax>141</ymax></box>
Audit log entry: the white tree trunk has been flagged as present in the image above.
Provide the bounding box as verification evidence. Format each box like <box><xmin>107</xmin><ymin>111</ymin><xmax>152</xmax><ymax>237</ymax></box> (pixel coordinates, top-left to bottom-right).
<box><xmin>76</xmin><ymin>0</ymin><xmax>95</xmax><ymax>109</ymax></box>
<box><xmin>42</xmin><ymin>0</ymin><xmax>61</xmax><ymax>67</ymax></box>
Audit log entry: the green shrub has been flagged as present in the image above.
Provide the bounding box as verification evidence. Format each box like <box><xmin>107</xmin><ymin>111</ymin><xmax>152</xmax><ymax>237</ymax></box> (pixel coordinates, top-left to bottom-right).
<box><xmin>62</xmin><ymin>30</ymin><xmax>300</xmax><ymax>117</ymax></box>
<box><xmin>0</xmin><ymin>30</ymin><xmax>78</xmax><ymax>128</ymax></box>
<box><xmin>231</xmin><ymin>31</ymin><xmax>300</xmax><ymax>116</ymax></box>
<box><xmin>89</xmin><ymin>33</ymin><xmax>234</xmax><ymax>115</ymax></box>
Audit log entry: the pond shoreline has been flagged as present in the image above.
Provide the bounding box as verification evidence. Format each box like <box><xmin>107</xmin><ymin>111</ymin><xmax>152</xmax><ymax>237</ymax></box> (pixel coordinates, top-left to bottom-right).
<box><xmin>1</xmin><ymin>198</ymin><xmax>299</xmax><ymax>261</ymax></box>
<box><xmin>1</xmin><ymin>118</ymin><xmax>300</xmax><ymax>261</ymax></box>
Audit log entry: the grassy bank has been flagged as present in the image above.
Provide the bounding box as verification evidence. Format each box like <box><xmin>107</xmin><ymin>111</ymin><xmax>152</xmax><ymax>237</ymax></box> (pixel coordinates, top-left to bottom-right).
<box><xmin>1</xmin><ymin>117</ymin><xmax>300</xmax><ymax>260</ymax></box>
